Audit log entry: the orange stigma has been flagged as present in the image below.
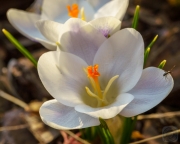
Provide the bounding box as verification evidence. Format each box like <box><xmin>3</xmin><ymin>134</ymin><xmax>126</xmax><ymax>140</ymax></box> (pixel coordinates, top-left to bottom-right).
<box><xmin>87</xmin><ymin>65</ymin><xmax>100</xmax><ymax>78</ymax></box>
<box><xmin>67</xmin><ymin>4</ymin><xmax>79</xmax><ymax>18</ymax></box>
<box><xmin>84</xmin><ymin>64</ymin><xmax>119</xmax><ymax>107</ymax></box>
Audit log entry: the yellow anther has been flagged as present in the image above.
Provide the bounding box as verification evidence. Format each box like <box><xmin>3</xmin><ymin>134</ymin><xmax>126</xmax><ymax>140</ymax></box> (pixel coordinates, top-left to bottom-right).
<box><xmin>84</xmin><ymin>64</ymin><xmax>119</xmax><ymax>107</ymax></box>
<box><xmin>103</xmin><ymin>75</ymin><xmax>119</xmax><ymax>100</ymax></box>
<box><xmin>85</xmin><ymin>87</ymin><xmax>101</xmax><ymax>101</ymax></box>
<box><xmin>56</xmin><ymin>42</ymin><xmax>61</xmax><ymax>46</ymax></box>
<box><xmin>80</xmin><ymin>7</ymin><xmax>86</xmax><ymax>21</ymax></box>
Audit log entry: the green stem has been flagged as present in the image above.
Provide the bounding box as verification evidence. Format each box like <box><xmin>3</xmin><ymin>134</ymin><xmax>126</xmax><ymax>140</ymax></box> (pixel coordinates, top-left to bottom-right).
<box><xmin>120</xmin><ymin>118</ymin><xmax>131</xmax><ymax>144</ymax></box>
<box><xmin>98</xmin><ymin>118</ymin><xmax>115</xmax><ymax>144</ymax></box>
<box><xmin>81</xmin><ymin>127</ymin><xmax>98</xmax><ymax>142</ymax></box>
<box><xmin>131</xmin><ymin>116</ymin><xmax>137</xmax><ymax>133</ymax></box>
<box><xmin>120</xmin><ymin>116</ymin><xmax>137</xmax><ymax>144</ymax></box>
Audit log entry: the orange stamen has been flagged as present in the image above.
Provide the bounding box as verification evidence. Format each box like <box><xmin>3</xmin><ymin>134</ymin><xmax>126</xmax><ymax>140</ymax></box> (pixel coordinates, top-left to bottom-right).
<box><xmin>87</xmin><ymin>64</ymin><xmax>100</xmax><ymax>78</ymax></box>
<box><xmin>85</xmin><ymin>64</ymin><xmax>119</xmax><ymax>107</ymax></box>
<box><xmin>67</xmin><ymin>4</ymin><xmax>79</xmax><ymax>18</ymax></box>
<box><xmin>86</xmin><ymin>65</ymin><xmax>103</xmax><ymax>100</ymax></box>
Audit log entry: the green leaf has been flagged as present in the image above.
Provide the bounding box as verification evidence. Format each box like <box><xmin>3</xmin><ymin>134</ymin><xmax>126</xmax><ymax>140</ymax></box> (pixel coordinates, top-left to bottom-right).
<box><xmin>97</xmin><ymin>118</ymin><xmax>115</xmax><ymax>144</ymax></box>
<box><xmin>146</xmin><ymin>35</ymin><xmax>158</xmax><ymax>50</ymax></box>
<box><xmin>144</xmin><ymin>47</ymin><xmax>150</xmax><ymax>66</ymax></box>
<box><xmin>158</xmin><ymin>60</ymin><xmax>166</xmax><ymax>69</ymax></box>
<box><xmin>99</xmin><ymin>118</ymin><xmax>108</xmax><ymax>129</ymax></box>
<box><xmin>81</xmin><ymin>127</ymin><xmax>98</xmax><ymax>142</ymax></box>
<box><xmin>120</xmin><ymin>117</ymin><xmax>133</xmax><ymax>144</ymax></box>
<box><xmin>132</xmin><ymin>5</ymin><xmax>140</xmax><ymax>29</ymax></box>
<box><xmin>2</xmin><ymin>29</ymin><xmax>37</xmax><ymax>67</ymax></box>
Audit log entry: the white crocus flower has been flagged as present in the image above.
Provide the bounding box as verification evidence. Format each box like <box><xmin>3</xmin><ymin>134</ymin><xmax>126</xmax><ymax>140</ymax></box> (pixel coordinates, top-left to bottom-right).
<box><xmin>7</xmin><ymin>0</ymin><xmax>128</xmax><ymax>50</ymax></box>
<box><xmin>35</xmin><ymin>17</ymin><xmax>121</xmax><ymax>50</ymax></box>
<box><xmin>38</xmin><ymin>28</ymin><xmax>173</xmax><ymax>130</ymax></box>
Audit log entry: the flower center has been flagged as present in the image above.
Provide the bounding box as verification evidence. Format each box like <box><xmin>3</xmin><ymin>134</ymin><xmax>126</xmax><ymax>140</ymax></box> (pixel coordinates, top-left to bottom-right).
<box><xmin>84</xmin><ymin>64</ymin><xmax>119</xmax><ymax>107</ymax></box>
<box><xmin>66</xmin><ymin>4</ymin><xmax>86</xmax><ymax>20</ymax></box>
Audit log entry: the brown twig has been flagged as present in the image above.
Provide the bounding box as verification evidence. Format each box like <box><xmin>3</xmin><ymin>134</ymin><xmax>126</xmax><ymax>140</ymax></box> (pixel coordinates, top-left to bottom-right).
<box><xmin>63</xmin><ymin>130</ymin><xmax>91</xmax><ymax>144</ymax></box>
<box><xmin>138</xmin><ymin>111</ymin><xmax>180</xmax><ymax>120</ymax></box>
<box><xmin>0</xmin><ymin>89</ymin><xmax>30</xmax><ymax>111</ymax></box>
<box><xmin>0</xmin><ymin>124</ymin><xmax>28</xmax><ymax>131</ymax></box>
<box><xmin>129</xmin><ymin>129</ymin><xmax>180</xmax><ymax>144</ymax></box>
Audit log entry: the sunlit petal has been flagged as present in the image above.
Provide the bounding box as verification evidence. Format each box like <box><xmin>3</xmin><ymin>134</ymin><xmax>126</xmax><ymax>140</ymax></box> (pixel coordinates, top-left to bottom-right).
<box><xmin>120</xmin><ymin>67</ymin><xmax>174</xmax><ymax>117</ymax></box>
<box><xmin>40</xmin><ymin>99</ymin><xmax>100</xmax><ymax>130</ymax></box>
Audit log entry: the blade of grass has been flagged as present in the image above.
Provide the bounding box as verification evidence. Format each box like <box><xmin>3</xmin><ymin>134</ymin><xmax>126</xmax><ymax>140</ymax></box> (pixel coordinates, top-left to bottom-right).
<box><xmin>144</xmin><ymin>47</ymin><xmax>150</xmax><ymax>66</ymax></box>
<box><xmin>2</xmin><ymin>29</ymin><xmax>37</xmax><ymax>67</ymax></box>
<box><xmin>132</xmin><ymin>5</ymin><xmax>140</xmax><ymax>29</ymax></box>
<box><xmin>158</xmin><ymin>60</ymin><xmax>166</xmax><ymax>69</ymax></box>
<box><xmin>146</xmin><ymin>35</ymin><xmax>158</xmax><ymax>50</ymax></box>
<box><xmin>144</xmin><ymin>35</ymin><xmax>158</xmax><ymax>66</ymax></box>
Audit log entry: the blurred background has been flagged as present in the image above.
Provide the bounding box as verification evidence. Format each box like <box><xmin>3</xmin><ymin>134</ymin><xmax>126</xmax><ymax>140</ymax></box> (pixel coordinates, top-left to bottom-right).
<box><xmin>0</xmin><ymin>0</ymin><xmax>180</xmax><ymax>143</ymax></box>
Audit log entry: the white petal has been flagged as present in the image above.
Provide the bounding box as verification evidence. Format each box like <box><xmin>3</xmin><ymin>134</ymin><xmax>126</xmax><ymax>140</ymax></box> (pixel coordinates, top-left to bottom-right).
<box><xmin>64</xmin><ymin>18</ymin><xmax>87</xmax><ymax>29</ymax></box>
<box><xmin>60</xmin><ymin>24</ymin><xmax>106</xmax><ymax>65</ymax></box>
<box><xmin>36</xmin><ymin>20</ymin><xmax>63</xmax><ymax>42</ymax></box>
<box><xmin>35</xmin><ymin>38</ymin><xmax>57</xmax><ymax>50</ymax></box>
<box><xmin>7</xmin><ymin>9</ymin><xmax>56</xmax><ymax>50</ymax></box>
<box><xmin>42</xmin><ymin>0</ymin><xmax>94</xmax><ymax>22</ymax></box>
<box><xmin>37</xmin><ymin>18</ymin><xmax>87</xmax><ymax>49</ymax></box>
<box><xmin>58</xmin><ymin>52</ymin><xmax>88</xmax><ymax>81</ymax></box>
<box><xmin>87</xmin><ymin>0</ymin><xmax>109</xmax><ymax>11</ymax></box>
<box><xmin>89</xmin><ymin>16</ymin><xmax>121</xmax><ymax>37</ymax></box>
<box><xmin>78</xmin><ymin>0</ymin><xmax>95</xmax><ymax>21</ymax></box>
<box><xmin>58</xmin><ymin>18</ymin><xmax>87</xmax><ymax>40</ymax></box>
<box><xmin>7</xmin><ymin>9</ymin><xmax>42</xmax><ymax>40</ymax></box>
<box><xmin>75</xmin><ymin>93</ymin><xmax>134</xmax><ymax>119</ymax></box>
<box><xmin>41</xmin><ymin>0</ymin><xmax>76</xmax><ymax>22</ymax></box>
<box><xmin>38</xmin><ymin>51</ymin><xmax>92</xmax><ymax>107</ymax></box>
<box><xmin>40</xmin><ymin>99</ymin><xmax>100</xmax><ymax>130</ymax></box>
<box><xmin>57</xmin><ymin>52</ymin><xmax>106</xmax><ymax>108</ymax></box>
<box><xmin>38</xmin><ymin>51</ymin><xmax>97</xmax><ymax>107</ymax></box>
<box><xmin>94</xmin><ymin>0</ymin><xmax>129</xmax><ymax>20</ymax></box>
<box><xmin>120</xmin><ymin>67</ymin><xmax>174</xmax><ymax>117</ymax></box>
<box><xmin>94</xmin><ymin>28</ymin><xmax>144</xmax><ymax>93</ymax></box>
